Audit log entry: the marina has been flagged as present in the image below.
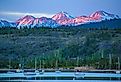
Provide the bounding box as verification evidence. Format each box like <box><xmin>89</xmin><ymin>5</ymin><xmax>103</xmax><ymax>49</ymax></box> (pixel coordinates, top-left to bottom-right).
<box><xmin>0</xmin><ymin>70</ymin><xmax>121</xmax><ymax>81</ymax></box>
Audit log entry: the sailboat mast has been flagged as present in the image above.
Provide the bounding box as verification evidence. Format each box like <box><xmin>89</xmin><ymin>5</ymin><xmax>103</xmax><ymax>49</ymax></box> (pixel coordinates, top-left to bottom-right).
<box><xmin>35</xmin><ymin>58</ymin><xmax>37</xmax><ymax>70</ymax></box>
<box><xmin>109</xmin><ymin>54</ymin><xmax>112</xmax><ymax>70</ymax></box>
<box><xmin>9</xmin><ymin>58</ymin><xmax>11</xmax><ymax>70</ymax></box>
<box><xmin>56</xmin><ymin>59</ymin><xmax>58</xmax><ymax>69</ymax></box>
<box><xmin>55</xmin><ymin>51</ymin><xmax>57</xmax><ymax>69</ymax></box>
<box><xmin>118</xmin><ymin>57</ymin><xmax>120</xmax><ymax>70</ymax></box>
<box><xmin>42</xmin><ymin>53</ymin><xmax>45</xmax><ymax>69</ymax></box>
<box><xmin>55</xmin><ymin>50</ymin><xmax>59</xmax><ymax>69</ymax></box>
<box><xmin>76</xmin><ymin>57</ymin><xmax>79</xmax><ymax>67</ymax></box>
<box><xmin>40</xmin><ymin>60</ymin><xmax>41</xmax><ymax>69</ymax></box>
<box><xmin>101</xmin><ymin>50</ymin><xmax>104</xmax><ymax>58</ymax></box>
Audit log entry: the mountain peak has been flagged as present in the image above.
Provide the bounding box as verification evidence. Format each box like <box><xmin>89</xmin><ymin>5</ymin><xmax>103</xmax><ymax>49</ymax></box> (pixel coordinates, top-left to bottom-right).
<box><xmin>19</xmin><ymin>15</ymin><xmax>35</xmax><ymax>20</ymax></box>
<box><xmin>90</xmin><ymin>11</ymin><xmax>110</xmax><ymax>17</ymax></box>
<box><xmin>58</xmin><ymin>11</ymin><xmax>69</xmax><ymax>15</ymax></box>
<box><xmin>90</xmin><ymin>10</ymin><xmax>119</xmax><ymax>20</ymax></box>
<box><xmin>24</xmin><ymin>15</ymin><xmax>35</xmax><ymax>18</ymax></box>
<box><xmin>16</xmin><ymin>15</ymin><xmax>35</xmax><ymax>23</ymax></box>
<box><xmin>95</xmin><ymin>10</ymin><xmax>106</xmax><ymax>13</ymax></box>
<box><xmin>52</xmin><ymin>11</ymin><xmax>73</xmax><ymax>20</ymax></box>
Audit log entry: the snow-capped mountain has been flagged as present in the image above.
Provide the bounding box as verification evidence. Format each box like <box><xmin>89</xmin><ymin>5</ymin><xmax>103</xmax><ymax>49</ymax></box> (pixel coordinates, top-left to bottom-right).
<box><xmin>52</xmin><ymin>12</ymin><xmax>74</xmax><ymax>25</ymax></box>
<box><xmin>51</xmin><ymin>11</ymin><xmax>119</xmax><ymax>26</ymax></box>
<box><xmin>0</xmin><ymin>20</ymin><xmax>16</xmax><ymax>27</ymax></box>
<box><xmin>0</xmin><ymin>10</ymin><xmax>120</xmax><ymax>28</ymax></box>
<box><xmin>52</xmin><ymin>11</ymin><xmax>73</xmax><ymax>20</ymax></box>
<box><xmin>16</xmin><ymin>15</ymin><xmax>35</xmax><ymax>28</ymax></box>
<box><xmin>72</xmin><ymin>11</ymin><xmax>120</xmax><ymax>25</ymax></box>
<box><xmin>90</xmin><ymin>11</ymin><xmax>119</xmax><ymax>20</ymax></box>
<box><xmin>16</xmin><ymin>15</ymin><xmax>59</xmax><ymax>28</ymax></box>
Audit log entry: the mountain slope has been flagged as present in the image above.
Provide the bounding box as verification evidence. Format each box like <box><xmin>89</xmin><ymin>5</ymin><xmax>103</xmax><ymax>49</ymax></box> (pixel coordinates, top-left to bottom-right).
<box><xmin>32</xmin><ymin>17</ymin><xmax>60</xmax><ymax>28</ymax></box>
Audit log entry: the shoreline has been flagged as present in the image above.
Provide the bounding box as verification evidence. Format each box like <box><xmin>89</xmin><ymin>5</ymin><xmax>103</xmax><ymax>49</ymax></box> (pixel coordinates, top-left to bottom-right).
<box><xmin>0</xmin><ymin>69</ymin><xmax>121</xmax><ymax>72</ymax></box>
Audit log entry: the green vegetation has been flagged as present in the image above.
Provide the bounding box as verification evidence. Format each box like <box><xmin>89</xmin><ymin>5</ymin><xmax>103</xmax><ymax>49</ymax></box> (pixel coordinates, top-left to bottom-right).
<box><xmin>0</xmin><ymin>27</ymin><xmax>121</xmax><ymax>70</ymax></box>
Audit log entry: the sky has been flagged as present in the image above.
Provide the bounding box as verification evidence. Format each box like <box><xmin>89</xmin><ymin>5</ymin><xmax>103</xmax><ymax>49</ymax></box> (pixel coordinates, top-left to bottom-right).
<box><xmin>0</xmin><ymin>0</ymin><xmax>121</xmax><ymax>22</ymax></box>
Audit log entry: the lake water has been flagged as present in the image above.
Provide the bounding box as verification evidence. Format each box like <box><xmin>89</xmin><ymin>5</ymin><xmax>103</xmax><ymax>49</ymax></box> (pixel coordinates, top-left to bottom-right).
<box><xmin>0</xmin><ymin>71</ymin><xmax>121</xmax><ymax>82</ymax></box>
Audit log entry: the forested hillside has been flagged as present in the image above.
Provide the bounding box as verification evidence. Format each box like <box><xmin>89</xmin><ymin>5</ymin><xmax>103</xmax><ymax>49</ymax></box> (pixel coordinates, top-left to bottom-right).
<box><xmin>0</xmin><ymin>27</ymin><xmax>121</xmax><ymax>69</ymax></box>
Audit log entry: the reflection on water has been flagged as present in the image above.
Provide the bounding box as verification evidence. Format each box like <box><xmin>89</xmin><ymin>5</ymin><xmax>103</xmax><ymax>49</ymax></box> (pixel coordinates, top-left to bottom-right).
<box><xmin>0</xmin><ymin>71</ymin><xmax>121</xmax><ymax>81</ymax></box>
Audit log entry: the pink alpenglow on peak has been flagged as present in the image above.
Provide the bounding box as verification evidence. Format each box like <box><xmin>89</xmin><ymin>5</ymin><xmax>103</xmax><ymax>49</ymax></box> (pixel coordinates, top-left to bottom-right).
<box><xmin>12</xmin><ymin>10</ymin><xmax>120</xmax><ymax>28</ymax></box>
<box><xmin>90</xmin><ymin>11</ymin><xmax>119</xmax><ymax>20</ymax></box>
<box><xmin>16</xmin><ymin>15</ymin><xmax>60</xmax><ymax>28</ymax></box>
<box><xmin>52</xmin><ymin>11</ymin><xmax>73</xmax><ymax>20</ymax></box>
<box><xmin>16</xmin><ymin>15</ymin><xmax>35</xmax><ymax>28</ymax></box>
<box><xmin>16</xmin><ymin>15</ymin><xmax>35</xmax><ymax>24</ymax></box>
<box><xmin>52</xmin><ymin>11</ymin><xmax>74</xmax><ymax>25</ymax></box>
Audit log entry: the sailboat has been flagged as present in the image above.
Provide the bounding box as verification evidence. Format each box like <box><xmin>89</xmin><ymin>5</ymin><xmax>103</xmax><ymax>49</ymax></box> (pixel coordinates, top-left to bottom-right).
<box><xmin>7</xmin><ymin>59</ymin><xmax>15</xmax><ymax>74</ymax></box>
<box><xmin>74</xmin><ymin>57</ymin><xmax>80</xmax><ymax>75</ymax></box>
<box><xmin>16</xmin><ymin>64</ymin><xmax>24</xmax><ymax>73</ymax></box>
<box><xmin>55</xmin><ymin>59</ymin><xmax>61</xmax><ymax>73</ymax></box>
<box><xmin>24</xmin><ymin>58</ymin><xmax>37</xmax><ymax>75</ymax></box>
<box><xmin>34</xmin><ymin>57</ymin><xmax>45</xmax><ymax>74</ymax></box>
<box><xmin>39</xmin><ymin>59</ymin><xmax>44</xmax><ymax>74</ymax></box>
<box><xmin>74</xmin><ymin>57</ymin><xmax>85</xmax><ymax>79</ymax></box>
<box><xmin>34</xmin><ymin>58</ymin><xmax>40</xmax><ymax>75</ymax></box>
<box><xmin>55</xmin><ymin>50</ymin><xmax>61</xmax><ymax>73</ymax></box>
